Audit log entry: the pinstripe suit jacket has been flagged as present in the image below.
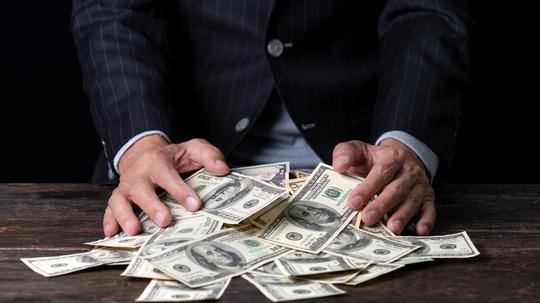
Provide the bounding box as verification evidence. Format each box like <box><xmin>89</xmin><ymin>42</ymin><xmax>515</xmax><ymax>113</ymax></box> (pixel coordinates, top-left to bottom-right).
<box><xmin>72</xmin><ymin>0</ymin><xmax>471</xmax><ymax>180</ymax></box>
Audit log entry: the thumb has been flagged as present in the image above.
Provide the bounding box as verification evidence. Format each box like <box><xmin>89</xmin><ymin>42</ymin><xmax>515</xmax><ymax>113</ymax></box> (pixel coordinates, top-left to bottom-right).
<box><xmin>332</xmin><ymin>140</ymin><xmax>370</xmax><ymax>172</ymax></box>
<box><xmin>185</xmin><ymin>139</ymin><xmax>230</xmax><ymax>175</ymax></box>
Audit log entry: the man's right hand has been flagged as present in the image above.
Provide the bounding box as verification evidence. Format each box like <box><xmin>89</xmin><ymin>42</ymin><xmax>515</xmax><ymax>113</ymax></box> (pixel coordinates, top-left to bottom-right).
<box><xmin>103</xmin><ymin>136</ymin><xmax>230</xmax><ymax>237</ymax></box>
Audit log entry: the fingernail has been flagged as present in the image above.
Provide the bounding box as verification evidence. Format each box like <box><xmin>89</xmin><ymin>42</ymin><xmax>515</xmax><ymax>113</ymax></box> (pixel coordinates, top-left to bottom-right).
<box><xmin>104</xmin><ymin>224</ymin><xmax>113</xmax><ymax>236</ymax></box>
<box><xmin>349</xmin><ymin>196</ymin><xmax>363</xmax><ymax>209</ymax></box>
<box><xmin>390</xmin><ymin>220</ymin><xmax>402</xmax><ymax>232</ymax></box>
<box><xmin>333</xmin><ymin>155</ymin><xmax>349</xmax><ymax>167</ymax></box>
<box><xmin>215</xmin><ymin>159</ymin><xmax>227</xmax><ymax>167</ymax></box>
<box><xmin>156</xmin><ymin>211</ymin><xmax>166</xmax><ymax>226</ymax></box>
<box><xmin>366</xmin><ymin>210</ymin><xmax>378</xmax><ymax>224</ymax></box>
<box><xmin>125</xmin><ymin>220</ymin><xmax>138</xmax><ymax>235</ymax></box>
<box><xmin>419</xmin><ymin>224</ymin><xmax>430</xmax><ymax>235</ymax></box>
<box><xmin>186</xmin><ymin>196</ymin><xmax>200</xmax><ymax>211</ymax></box>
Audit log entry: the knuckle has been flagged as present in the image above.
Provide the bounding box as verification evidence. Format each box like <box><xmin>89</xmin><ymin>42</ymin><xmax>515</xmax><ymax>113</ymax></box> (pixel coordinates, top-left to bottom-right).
<box><xmin>188</xmin><ymin>138</ymin><xmax>209</xmax><ymax>146</ymax></box>
<box><xmin>393</xmin><ymin>181</ymin><xmax>408</xmax><ymax>197</ymax></box>
<box><xmin>380</xmin><ymin>166</ymin><xmax>395</xmax><ymax>180</ymax></box>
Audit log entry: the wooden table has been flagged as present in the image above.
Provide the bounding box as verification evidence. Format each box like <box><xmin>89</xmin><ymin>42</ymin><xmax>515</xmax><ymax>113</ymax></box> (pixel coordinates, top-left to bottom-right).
<box><xmin>0</xmin><ymin>184</ymin><xmax>538</xmax><ymax>302</ymax></box>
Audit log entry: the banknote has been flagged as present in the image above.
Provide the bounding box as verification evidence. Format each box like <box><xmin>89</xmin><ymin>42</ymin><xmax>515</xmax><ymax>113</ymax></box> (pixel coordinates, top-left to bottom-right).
<box><xmin>275</xmin><ymin>251</ymin><xmax>367</xmax><ymax>276</ymax></box>
<box><xmin>122</xmin><ymin>216</ymin><xmax>223</xmax><ymax>280</ymax></box>
<box><xmin>259</xmin><ymin>163</ymin><xmax>361</xmax><ymax>253</ymax></box>
<box><xmin>360</xmin><ymin>221</ymin><xmax>396</xmax><ymax>237</ymax></box>
<box><xmin>299</xmin><ymin>268</ymin><xmax>366</xmax><ymax>284</ymax></box>
<box><xmin>87</xmin><ymin>195</ymin><xmax>201</xmax><ymax>248</ymax></box>
<box><xmin>324</xmin><ymin>225</ymin><xmax>419</xmax><ymax>263</ymax></box>
<box><xmin>184</xmin><ymin>169</ymin><xmax>288</xmax><ymax>224</ymax></box>
<box><xmin>283</xmin><ymin>177</ymin><xmax>308</xmax><ymax>195</ymax></box>
<box><xmin>136</xmin><ymin>279</ymin><xmax>230</xmax><ymax>302</ymax></box>
<box><xmin>392</xmin><ymin>231</ymin><xmax>480</xmax><ymax>258</ymax></box>
<box><xmin>343</xmin><ymin>263</ymin><xmax>404</xmax><ymax>285</ymax></box>
<box><xmin>246</xmin><ymin>195</ymin><xmax>289</xmax><ymax>228</ymax></box>
<box><xmin>143</xmin><ymin>225</ymin><xmax>290</xmax><ymax>287</ymax></box>
<box><xmin>85</xmin><ymin>213</ymin><xmax>160</xmax><ymax>248</ymax></box>
<box><xmin>391</xmin><ymin>256</ymin><xmax>434</xmax><ymax>266</ymax></box>
<box><xmin>242</xmin><ymin>272</ymin><xmax>346</xmax><ymax>302</ymax></box>
<box><xmin>21</xmin><ymin>247</ymin><xmax>137</xmax><ymax>277</ymax></box>
<box><xmin>230</xmin><ymin>162</ymin><xmax>290</xmax><ymax>187</ymax></box>
<box><xmin>249</xmin><ymin>197</ymin><xmax>292</xmax><ymax>229</ymax></box>
<box><xmin>293</xmin><ymin>171</ymin><xmax>311</xmax><ymax>179</ymax></box>
<box><xmin>249</xmin><ymin>261</ymin><xmax>288</xmax><ymax>277</ymax></box>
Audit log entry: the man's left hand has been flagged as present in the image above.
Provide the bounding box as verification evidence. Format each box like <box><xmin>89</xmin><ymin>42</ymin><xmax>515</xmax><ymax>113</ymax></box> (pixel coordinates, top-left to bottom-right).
<box><xmin>332</xmin><ymin>139</ymin><xmax>435</xmax><ymax>235</ymax></box>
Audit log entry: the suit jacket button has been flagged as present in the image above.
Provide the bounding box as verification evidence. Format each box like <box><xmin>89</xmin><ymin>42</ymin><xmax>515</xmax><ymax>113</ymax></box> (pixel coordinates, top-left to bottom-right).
<box><xmin>267</xmin><ymin>39</ymin><xmax>284</xmax><ymax>57</ymax></box>
<box><xmin>235</xmin><ymin>118</ymin><xmax>250</xmax><ymax>132</ymax></box>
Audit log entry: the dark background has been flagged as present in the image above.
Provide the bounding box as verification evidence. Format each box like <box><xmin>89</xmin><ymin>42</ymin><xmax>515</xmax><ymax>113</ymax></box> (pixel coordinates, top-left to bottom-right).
<box><xmin>0</xmin><ymin>2</ymin><xmax>538</xmax><ymax>183</ymax></box>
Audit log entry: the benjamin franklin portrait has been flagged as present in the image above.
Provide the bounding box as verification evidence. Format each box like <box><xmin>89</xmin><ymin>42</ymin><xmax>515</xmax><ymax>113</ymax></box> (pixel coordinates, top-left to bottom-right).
<box><xmin>284</xmin><ymin>201</ymin><xmax>340</xmax><ymax>231</ymax></box>
<box><xmin>186</xmin><ymin>241</ymin><xmax>246</xmax><ymax>273</ymax></box>
<box><xmin>202</xmin><ymin>178</ymin><xmax>254</xmax><ymax>210</ymax></box>
<box><xmin>76</xmin><ymin>249</ymin><xmax>130</xmax><ymax>263</ymax></box>
<box><xmin>326</xmin><ymin>226</ymin><xmax>372</xmax><ymax>251</ymax></box>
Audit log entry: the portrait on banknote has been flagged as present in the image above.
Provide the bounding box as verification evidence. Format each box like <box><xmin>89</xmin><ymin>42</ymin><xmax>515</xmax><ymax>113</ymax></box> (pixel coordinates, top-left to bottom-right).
<box><xmin>202</xmin><ymin>179</ymin><xmax>254</xmax><ymax>210</ymax></box>
<box><xmin>284</xmin><ymin>201</ymin><xmax>341</xmax><ymax>231</ymax></box>
<box><xmin>326</xmin><ymin>227</ymin><xmax>371</xmax><ymax>251</ymax></box>
<box><xmin>76</xmin><ymin>250</ymin><xmax>131</xmax><ymax>264</ymax></box>
<box><xmin>186</xmin><ymin>241</ymin><xmax>246</xmax><ymax>273</ymax></box>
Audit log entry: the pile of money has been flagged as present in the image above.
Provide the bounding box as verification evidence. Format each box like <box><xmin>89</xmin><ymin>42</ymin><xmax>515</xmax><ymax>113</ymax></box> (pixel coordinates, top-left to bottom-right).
<box><xmin>21</xmin><ymin>162</ymin><xmax>480</xmax><ymax>302</ymax></box>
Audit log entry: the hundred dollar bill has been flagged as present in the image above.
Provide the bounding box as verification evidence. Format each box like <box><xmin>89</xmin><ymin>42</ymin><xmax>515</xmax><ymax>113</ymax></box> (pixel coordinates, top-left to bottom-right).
<box><xmin>122</xmin><ymin>216</ymin><xmax>222</xmax><ymax>280</ymax></box>
<box><xmin>324</xmin><ymin>225</ymin><xmax>419</xmax><ymax>263</ymax></box>
<box><xmin>21</xmin><ymin>247</ymin><xmax>137</xmax><ymax>277</ymax></box>
<box><xmin>249</xmin><ymin>197</ymin><xmax>291</xmax><ymax>229</ymax></box>
<box><xmin>343</xmin><ymin>263</ymin><xmax>404</xmax><ymax>285</ymax></box>
<box><xmin>392</xmin><ymin>231</ymin><xmax>480</xmax><ymax>258</ymax></box>
<box><xmin>300</xmin><ymin>267</ymin><xmax>366</xmax><ymax>284</ymax></box>
<box><xmin>184</xmin><ymin>169</ymin><xmax>288</xmax><ymax>224</ymax></box>
<box><xmin>86</xmin><ymin>195</ymin><xmax>200</xmax><ymax>248</ymax></box>
<box><xmin>230</xmin><ymin>162</ymin><xmax>290</xmax><ymax>187</ymax></box>
<box><xmin>360</xmin><ymin>221</ymin><xmax>396</xmax><ymax>237</ymax></box>
<box><xmin>391</xmin><ymin>256</ymin><xmax>434</xmax><ymax>266</ymax></box>
<box><xmin>85</xmin><ymin>214</ymin><xmax>159</xmax><ymax>248</ymax></box>
<box><xmin>275</xmin><ymin>251</ymin><xmax>367</xmax><ymax>277</ymax></box>
<box><xmin>293</xmin><ymin>171</ymin><xmax>311</xmax><ymax>179</ymax></box>
<box><xmin>283</xmin><ymin>177</ymin><xmax>308</xmax><ymax>195</ymax></box>
<box><xmin>259</xmin><ymin>163</ymin><xmax>361</xmax><ymax>253</ymax></box>
<box><xmin>242</xmin><ymin>272</ymin><xmax>346</xmax><ymax>302</ymax></box>
<box><xmin>250</xmin><ymin>261</ymin><xmax>288</xmax><ymax>277</ymax></box>
<box><xmin>143</xmin><ymin>225</ymin><xmax>290</xmax><ymax>288</ymax></box>
<box><xmin>136</xmin><ymin>279</ymin><xmax>230</xmax><ymax>302</ymax></box>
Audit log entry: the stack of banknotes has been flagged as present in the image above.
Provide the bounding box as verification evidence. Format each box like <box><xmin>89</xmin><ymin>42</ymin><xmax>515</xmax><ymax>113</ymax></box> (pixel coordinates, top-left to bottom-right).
<box><xmin>21</xmin><ymin>162</ymin><xmax>480</xmax><ymax>302</ymax></box>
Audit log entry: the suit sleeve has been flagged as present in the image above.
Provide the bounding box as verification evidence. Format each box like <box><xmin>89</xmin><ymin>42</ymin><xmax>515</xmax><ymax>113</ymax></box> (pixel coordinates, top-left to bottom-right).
<box><xmin>371</xmin><ymin>0</ymin><xmax>472</xmax><ymax>178</ymax></box>
<box><xmin>71</xmin><ymin>0</ymin><xmax>177</xmax><ymax>171</ymax></box>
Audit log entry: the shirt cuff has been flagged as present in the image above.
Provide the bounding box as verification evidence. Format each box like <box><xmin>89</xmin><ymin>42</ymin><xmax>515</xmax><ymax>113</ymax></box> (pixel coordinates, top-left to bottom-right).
<box><xmin>112</xmin><ymin>130</ymin><xmax>171</xmax><ymax>174</ymax></box>
<box><xmin>375</xmin><ymin>131</ymin><xmax>439</xmax><ymax>182</ymax></box>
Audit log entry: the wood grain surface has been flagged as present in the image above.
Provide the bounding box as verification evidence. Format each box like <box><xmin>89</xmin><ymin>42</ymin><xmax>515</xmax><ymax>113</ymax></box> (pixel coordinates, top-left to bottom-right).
<box><xmin>0</xmin><ymin>183</ymin><xmax>538</xmax><ymax>302</ymax></box>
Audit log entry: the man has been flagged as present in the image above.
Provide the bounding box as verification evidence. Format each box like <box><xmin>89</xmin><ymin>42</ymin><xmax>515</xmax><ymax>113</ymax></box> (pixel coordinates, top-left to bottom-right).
<box><xmin>72</xmin><ymin>1</ymin><xmax>471</xmax><ymax>237</ymax></box>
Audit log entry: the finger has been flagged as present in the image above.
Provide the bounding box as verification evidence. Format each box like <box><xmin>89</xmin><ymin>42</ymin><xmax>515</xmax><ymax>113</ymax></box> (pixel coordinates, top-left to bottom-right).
<box><xmin>332</xmin><ymin>141</ymin><xmax>370</xmax><ymax>173</ymax></box>
<box><xmin>348</xmin><ymin>155</ymin><xmax>401</xmax><ymax>211</ymax></box>
<box><xmin>186</xmin><ymin>139</ymin><xmax>229</xmax><ymax>175</ymax></box>
<box><xmin>386</xmin><ymin>184</ymin><xmax>425</xmax><ymax>235</ymax></box>
<box><xmin>108</xmin><ymin>189</ymin><xmax>140</xmax><ymax>236</ymax></box>
<box><xmin>155</xmin><ymin>164</ymin><xmax>202</xmax><ymax>212</ymax></box>
<box><xmin>129</xmin><ymin>177</ymin><xmax>172</xmax><ymax>228</ymax></box>
<box><xmin>416</xmin><ymin>194</ymin><xmax>436</xmax><ymax>235</ymax></box>
<box><xmin>360</xmin><ymin>173</ymin><xmax>414</xmax><ymax>226</ymax></box>
<box><xmin>103</xmin><ymin>206</ymin><xmax>119</xmax><ymax>237</ymax></box>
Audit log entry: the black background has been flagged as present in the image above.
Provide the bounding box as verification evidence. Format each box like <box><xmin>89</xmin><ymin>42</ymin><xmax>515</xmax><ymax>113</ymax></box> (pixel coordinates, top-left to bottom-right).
<box><xmin>0</xmin><ymin>2</ymin><xmax>538</xmax><ymax>183</ymax></box>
